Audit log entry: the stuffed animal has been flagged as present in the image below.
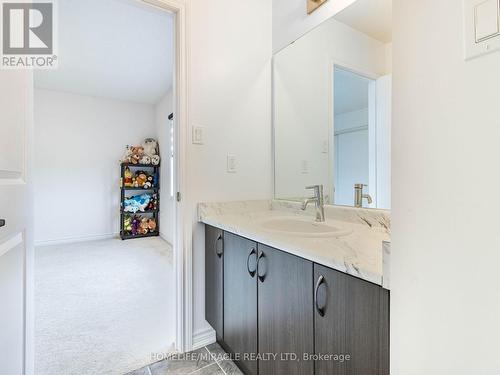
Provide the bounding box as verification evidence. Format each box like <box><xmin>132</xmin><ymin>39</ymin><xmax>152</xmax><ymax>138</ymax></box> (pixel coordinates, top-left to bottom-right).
<box><xmin>139</xmin><ymin>217</ymin><xmax>150</xmax><ymax>235</ymax></box>
<box><xmin>130</xmin><ymin>146</ymin><xmax>144</xmax><ymax>164</ymax></box>
<box><xmin>124</xmin><ymin>215</ymin><xmax>132</xmax><ymax>233</ymax></box>
<box><xmin>147</xmin><ymin>218</ymin><xmax>157</xmax><ymax>232</ymax></box>
<box><xmin>140</xmin><ymin>155</ymin><xmax>151</xmax><ymax>165</ymax></box>
<box><xmin>121</xmin><ymin>145</ymin><xmax>132</xmax><ymax>164</ymax></box>
<box><xmin>123</xmin><ymin>194</ymin><xmax>151</xmax><ymax>213</ymax></box>
<box><xmin>123</xmin><ymin>167</ymin><xmax>133</xmax><ymax>187</ymax></box>
<box><xmin>121</xmin><ymin>140</ymin><xmax>160</xmax><ymax>165</ymax></box>
<box><xmin>142</xmin><ymin>138</ymin><xmax>161</xmax><ymax>165</ymax></box>
<box><xmin>131</xmin><ymin>216</ymin><xmax>141</xmax><ymax>235</ymax></box>
<box><xmin>142</xmin><ymin>138</ymin><xmax>158</xmax><ymax>156</ymax></box>
<box><xmin>151</xmin><ymin>155</ymin><xmax>160</xmax><ymax>166</ymax></box>
<box><xmin>143</xmin><ymin>175</ymin><xmax>154</xmax><ymax>189</ymax></box>
<box><xmin>135</xmin><ymin>171</ymin><xmax>147</xmax><ymax>187</ymax></box>
<box><xmin>146</xmin><ymin>193</ymin><xmax>157</xmax><ymax>211</ymax></box>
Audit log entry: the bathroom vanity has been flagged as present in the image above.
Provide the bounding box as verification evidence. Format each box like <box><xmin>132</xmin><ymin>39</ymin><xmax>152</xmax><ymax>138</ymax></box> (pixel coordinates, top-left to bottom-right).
<box><xmin>200</xmin><ymin>200</ymin><xmax>390</xmax><ymax>375</ymax></box>
<box><xmin>201</xmin><ymin>1</ymin><xmax>393</xmax><ymax>373</ymax></box>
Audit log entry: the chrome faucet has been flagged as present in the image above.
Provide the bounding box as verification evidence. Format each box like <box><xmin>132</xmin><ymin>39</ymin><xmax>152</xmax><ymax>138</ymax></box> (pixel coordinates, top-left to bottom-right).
<box><xmin>302</xmin><ymin>185</ymin><xmax>325</xmax><ymax>222</ymax></box>
<box><xmin>354</xmin><ymin>184</ymin><xmax>373</xmax><ymax>208</ymax></box>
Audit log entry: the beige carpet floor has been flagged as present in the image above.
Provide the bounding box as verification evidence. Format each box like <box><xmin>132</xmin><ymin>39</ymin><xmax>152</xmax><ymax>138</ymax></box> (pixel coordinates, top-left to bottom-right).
<box><xmin>35</xmin><ymin>237</ymin><xmax>175</xmax><ymax>375</ymax></box>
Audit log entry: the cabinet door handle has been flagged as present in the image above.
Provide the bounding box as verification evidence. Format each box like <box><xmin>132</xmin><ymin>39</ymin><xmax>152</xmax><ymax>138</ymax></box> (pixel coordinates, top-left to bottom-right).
<box><xmin>315</xmin><ymin>275</ymin><xmax>326</xmax><ymax>317</ymax></box>
<box><xmin>257</xmin><ymin>251</ymin><xmax>266</xmax><ymax>282</ymax></box>
<box><xmin>215</xmin><ymin>234</ymin><xmax>224</xmax><ymax>258</ymax></box>
<box><xmin>247</xmin><ymin>248</ymin><xmax>257</xmax><ymax>278</ymax></box>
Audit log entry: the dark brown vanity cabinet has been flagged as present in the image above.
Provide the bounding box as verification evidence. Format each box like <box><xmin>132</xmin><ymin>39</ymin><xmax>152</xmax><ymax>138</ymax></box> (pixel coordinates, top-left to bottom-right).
<box><xmin>204</xmin><ymin>226</ymin><xmax>389</xmax><ymax>375</ymax></box>
<box><xmin>257</xmin><ymin>244</ymin><xmax>314</xmax><ymax>375</ymax></box>
<box><xmin>223</xmin><ymin>232</ymin><xmax>259</xmax><ymax>375</ymax></box>
<box><xmin>314</xmin><ymin>264</ymin><xmax>390</xmax><ymax>375</ymax></box>
<box><xmin>205</xmin><ymin>225</ymin><xmax>224</xmax><ymax>341</ymax></box>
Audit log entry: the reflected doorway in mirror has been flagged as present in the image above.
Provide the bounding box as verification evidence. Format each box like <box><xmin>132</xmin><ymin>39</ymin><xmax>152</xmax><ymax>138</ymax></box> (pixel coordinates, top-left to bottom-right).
<box><xmin>307</xmin><ymin>0</ymin><xmax>328</xmax><ymax>14</ymax></box>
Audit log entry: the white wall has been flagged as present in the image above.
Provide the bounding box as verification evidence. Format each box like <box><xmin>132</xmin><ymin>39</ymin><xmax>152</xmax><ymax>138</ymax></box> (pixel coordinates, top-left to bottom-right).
<box><xmin>34</xmin><ymin>89</ymin><xmax>156</xmax><ymax>244</ymax></box>
<box><xmin>392</xmin><ymin>0</ymin><xmax>500</xmax><ymax>373</ymax></box>
<box><xmin>273</xmin><ymin>0</ymin><xmax>357</xmax><ymax>52</ymax></box>
<box><xmin>274</xmin><ymin>17</ymin><xmax>387</xmax><ymax>201</ymax></box>
<box><xmin>155</xmin><ymin>90</ymin><xmax>174</xmax><ymax>245</ymax></box>
<box><xmin>188</xmin><ymin>0</ymin><xmax>273</xmax><ymax>338</ymax></box>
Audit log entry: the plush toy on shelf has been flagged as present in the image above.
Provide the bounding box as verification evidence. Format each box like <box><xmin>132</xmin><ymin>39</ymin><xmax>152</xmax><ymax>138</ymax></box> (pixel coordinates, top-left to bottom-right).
<box><xmin>123</xmin><ymin>194</ymin><xmax>151</xmax><ymax>213</ymax></box>
<box><xmin>121</xmin><ymin>139</ymin><xmax>160</xmax><ymax>166</ymax></box>
<box><xmin>138</xmin><ymin>217</ymin><xmax>150</xmax><ymax>235</ymax></box>
<box><xmin>123</xmin><ymin>167</ymin><xmax>133</xmax><ymax>187</ymax></box>
<box><xmin>151</xmin><ymin>155</ymin><xmax>160</xmax><ymax>166</ymax></box>
<box><xmin>147</xmin><ymin>218</ymin><xmax>157</xmax><ymax>232</ymax></box>
<box><xmin>143</xmin><ymin>175</ymin><xmax>154</xmax><ymax>189</ymax></box>
<box><xmin>134</xmin><ymin>171</ymin><xmax>148</xmax><ymax>188</ymax></box>
<box><xmin>131</xmin><ymin>216</ymin><xmax>141</xmax><ymax>236</ymax></box>
<box><xmin>145</xmin><ymin>193</ymin><xmax>156</xmax><ymax>211</ymax></box>
<box><xmin>124</xmin><ymin>215</ymin><xmax>133</xmax><ymax>233</ymax></box>
<box><xmin>142</xmin><ymin>138</ymin><xmax>161</xmax><ymax>166</ymax></box>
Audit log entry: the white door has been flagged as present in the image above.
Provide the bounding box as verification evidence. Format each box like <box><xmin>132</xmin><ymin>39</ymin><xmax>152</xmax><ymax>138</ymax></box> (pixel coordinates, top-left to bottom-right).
<box><xmin>0</xmin><ymin>70</ymin><xmax>34</xmax><ymax>375</ymax></box>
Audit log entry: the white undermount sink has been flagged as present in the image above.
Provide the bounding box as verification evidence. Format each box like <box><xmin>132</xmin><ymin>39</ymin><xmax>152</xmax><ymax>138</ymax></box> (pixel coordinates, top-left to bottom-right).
<box><xmin>258</xmin><ymin>216</ymin><xmax>352</xmax><ymax>238</ymax></box>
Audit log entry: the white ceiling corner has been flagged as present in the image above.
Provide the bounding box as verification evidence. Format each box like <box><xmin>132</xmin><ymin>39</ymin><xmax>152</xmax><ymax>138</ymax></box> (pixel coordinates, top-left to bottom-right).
<box><xmin>35</xmin><ymin>0</ymin><xmax>174</xmax><ymax>104</ymax></box>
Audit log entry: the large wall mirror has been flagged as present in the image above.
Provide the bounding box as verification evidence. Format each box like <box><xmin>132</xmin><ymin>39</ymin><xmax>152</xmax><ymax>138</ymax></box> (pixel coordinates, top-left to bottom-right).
<box><xmin>273</xmin><ymin>0</ymin><xmax>392</xmax><ymax>209</ymax></box>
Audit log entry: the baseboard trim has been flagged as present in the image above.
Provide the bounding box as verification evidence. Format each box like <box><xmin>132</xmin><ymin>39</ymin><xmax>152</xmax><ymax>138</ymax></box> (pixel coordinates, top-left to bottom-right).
<box><xmin>192</xmin><ymin>327</ymin><xmax>216</xmax><ymax>350</ymax></box>
<box><xmin>159</xmin><ymin>231</ymin><xmax>173</xmax><ymax>246</ymax></box>
<box><xmin>35</xmin><ymin>233</ymin><xmax>119</xmax><ymax>247</ymax></box>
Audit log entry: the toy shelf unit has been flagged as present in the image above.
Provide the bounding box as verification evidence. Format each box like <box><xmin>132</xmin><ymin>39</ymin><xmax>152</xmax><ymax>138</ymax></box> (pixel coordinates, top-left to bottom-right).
<box><xmin>120</xmin><ymin>162</ymin><xmax>160</xmax><ymax>240</ymax></box>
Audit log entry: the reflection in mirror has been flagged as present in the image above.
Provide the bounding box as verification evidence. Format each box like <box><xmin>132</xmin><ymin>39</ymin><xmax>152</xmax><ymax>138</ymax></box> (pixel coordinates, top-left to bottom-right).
<box><xmin>273</xmin><ymin>0</ymin><xmax>392</xmax><ymax>209</ymax></box>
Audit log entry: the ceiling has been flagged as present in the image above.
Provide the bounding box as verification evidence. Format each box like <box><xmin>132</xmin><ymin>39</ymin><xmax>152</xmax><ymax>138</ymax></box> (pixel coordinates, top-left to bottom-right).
<box><xmin>334</xmin><ymin>68</ymin><xmax>370</xmax><ymax>115</ymax></box>
<box><xmin>35</xmin><ymin>0</ymin><xmax>173</xmax><ymax>104</ymax></box>
<box><xmin>334</xmin><ymin>0</ymin><xmax>392</xmax><ymax>43</ymax></box>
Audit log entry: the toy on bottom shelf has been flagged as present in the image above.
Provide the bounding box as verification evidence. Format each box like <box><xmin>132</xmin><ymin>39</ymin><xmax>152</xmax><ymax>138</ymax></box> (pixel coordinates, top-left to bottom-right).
<box><xmin>141</xmin><ymin>217</ymin><xmax>157</xmax><ymax>234</ymax></box>
<box><xmin>123</xmin><ymin>214</ymin><xmax>158</xmax><ymax>237</ymax></box>
<box><xmin>124</xmin><ymin>215</ymin><xmax>132</xmax><ymax>233</ymax></box>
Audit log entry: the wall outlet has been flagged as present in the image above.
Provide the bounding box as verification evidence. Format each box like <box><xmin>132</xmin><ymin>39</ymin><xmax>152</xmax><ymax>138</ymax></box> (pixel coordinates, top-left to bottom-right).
<box><xmin>192</xmin><ymin>126</ymin><xmax>204</xmax><ymax>145</ymax></box>
<box><xmin>227</xmin><ymin>154</ymin><xmax>237</xmax><ymax>173</ymax></box>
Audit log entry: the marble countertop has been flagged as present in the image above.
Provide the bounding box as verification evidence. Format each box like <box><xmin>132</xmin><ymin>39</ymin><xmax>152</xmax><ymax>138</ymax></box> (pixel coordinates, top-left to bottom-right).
<box><xmin>198</xmin><ymin>200</ymin><xmax>391</xmax><ymax>289</ymax></box>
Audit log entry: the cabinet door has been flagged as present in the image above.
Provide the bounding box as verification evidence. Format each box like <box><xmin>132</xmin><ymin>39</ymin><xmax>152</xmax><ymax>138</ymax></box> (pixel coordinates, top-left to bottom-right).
<box><xmin>205</xmin><ymin>225</ymin><xmax>224</xmax><ymax>340</ymax></box>
<box><xmin>258</xmin><ymin>245</ymin><xmax>314</xmax><ymax>375</ymax></box>
<box><xmin>224</xmin><ymin>232</ymin><xmax>258</xmax><ymax>375</ymax></box>
<box><xmin>314</xmin><ymin>264</ymin><xmax>389</xmax><ymax>375</ymax></box>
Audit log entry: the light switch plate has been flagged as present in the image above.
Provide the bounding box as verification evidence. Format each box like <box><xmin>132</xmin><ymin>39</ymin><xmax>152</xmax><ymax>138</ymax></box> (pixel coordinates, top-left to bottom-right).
<box><xmin>464</xmin><ymin>0</ymin><xmax>500</xmax><ymax>60</ymax></box>
<box><xmin>227</xmin><ymin>154</ymin><xmax>237</xmax><ymax>173</ymax></box>
<box><xmin>192</xmin><ymin>126</ymin><xmax>204</xmax><ymax>145</ymax></box>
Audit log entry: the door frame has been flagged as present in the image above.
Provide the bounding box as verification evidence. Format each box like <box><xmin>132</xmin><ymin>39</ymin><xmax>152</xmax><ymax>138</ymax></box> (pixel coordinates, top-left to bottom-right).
<box><xmin>329</xmin><ymin>60</ymin><xmax>380</xmax><ymax>207</ymax></box>
<box><xmin>140</xmin><ymin>0</ymin><xmax>191</xmax><ymax>353</ymax></box>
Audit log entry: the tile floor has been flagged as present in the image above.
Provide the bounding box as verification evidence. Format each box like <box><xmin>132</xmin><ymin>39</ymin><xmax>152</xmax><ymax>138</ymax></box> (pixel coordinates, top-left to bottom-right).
<box><xmin>126</xmin><ymin>343</ymin><xmax>243</xmax><ymax>375</ymax></box>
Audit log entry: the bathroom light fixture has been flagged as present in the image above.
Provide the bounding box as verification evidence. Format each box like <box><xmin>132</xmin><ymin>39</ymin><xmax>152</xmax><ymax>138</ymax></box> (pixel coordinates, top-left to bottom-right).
<box><xmin>307</xmin><ymin>0</ymin><xmax>328</xmax><ymax>14</ymax></box>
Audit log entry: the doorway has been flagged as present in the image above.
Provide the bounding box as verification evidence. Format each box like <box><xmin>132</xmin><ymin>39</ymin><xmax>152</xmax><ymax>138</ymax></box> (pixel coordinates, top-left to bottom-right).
<box><xmin>32</xmin><ymin>1</ymin><xmax>180</xmax><ymax>374</ymax></box>
<box><xmin>333</xmin><ymin>66</ymin><xmax>375</xmax><ymax>207</ymax></box>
